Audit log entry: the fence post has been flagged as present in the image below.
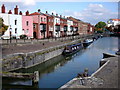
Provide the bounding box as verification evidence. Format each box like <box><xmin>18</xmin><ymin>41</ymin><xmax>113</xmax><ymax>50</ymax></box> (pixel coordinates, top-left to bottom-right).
<box><xmin>24</xmin><ymin>39</ymin><xmax>25</xmax><ymax>42</ymax></box>
<box><xmin>7</xmin><ymin>39</ymin><xmax>9</xmax><ymax>44</ymax></box>
<box><xmin>16</xmin><ymin>39</ymin><xmax>17</xmax><ymax>43</ymax></box>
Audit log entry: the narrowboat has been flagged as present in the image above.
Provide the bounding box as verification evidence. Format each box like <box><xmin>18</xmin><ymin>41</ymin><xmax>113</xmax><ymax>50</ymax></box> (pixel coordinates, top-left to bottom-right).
<box><xmin>116</xmin><ymin>49</ymin><xmax>120</xmax><ymax>55</ymax></box>
<box><xmin>62</xmin><ymin>43</ymin><xmax>83</xmax><ymax>55</ymax></box>
<box><xmin>82</xmin><ymin>39</ymin><xmax>93</xmax><ymax>47</ymax></box>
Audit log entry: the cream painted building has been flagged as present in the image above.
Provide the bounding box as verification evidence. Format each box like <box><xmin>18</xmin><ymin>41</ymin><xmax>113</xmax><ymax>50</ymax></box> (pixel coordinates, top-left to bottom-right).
<box><xmin>0</xmin><ymin>13</ymin><xmax>23</xmax><ymax>39</ymax></box>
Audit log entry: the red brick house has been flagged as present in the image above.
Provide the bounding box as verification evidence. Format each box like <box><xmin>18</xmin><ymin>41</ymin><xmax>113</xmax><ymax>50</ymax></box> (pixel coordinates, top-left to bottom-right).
<box><xmin>44</xmin><ymin>11</ymin><xmax>54</xmax><ymax>38</ymax></box>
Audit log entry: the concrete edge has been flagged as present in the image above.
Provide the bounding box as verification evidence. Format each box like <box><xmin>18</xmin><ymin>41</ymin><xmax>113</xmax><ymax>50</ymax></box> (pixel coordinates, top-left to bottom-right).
<box><xmin>91</xmin><ymin>60</ymin><xmax>110</xmax><ymax>77</ymax></box>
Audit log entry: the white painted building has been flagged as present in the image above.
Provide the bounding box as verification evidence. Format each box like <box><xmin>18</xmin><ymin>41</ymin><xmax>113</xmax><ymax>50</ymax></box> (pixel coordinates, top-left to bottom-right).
<box><xmin>107</xmin><ymin>19</ymin><xmax>120</xmax><ymax>27</ymax></box>
<box><xmin>53</xmin><ymin>16</ymin><xmax>60</xmax><ymax>37</ymax></box>
<box><xmin>67</xmin><ymin>19</ymin><xmax>73</xmax><ymax>35</ymax></box>
<box><xmin>0</xmin><ymin>13</ymin><xmax>23</xmax><ymax>39</ymax></box>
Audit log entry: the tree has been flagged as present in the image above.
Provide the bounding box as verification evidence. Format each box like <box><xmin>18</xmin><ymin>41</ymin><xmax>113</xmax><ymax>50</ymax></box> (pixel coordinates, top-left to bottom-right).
<box><xmin>0</xmin><ymin>17</ymin><xmax>8</xmax><ymax>36</ymax></box>
<box><xmin>95</xmin><ymin>21</ymin><xmax>106</xmax><ymax>28</ymax></box>
<box><xmin>95</xmin><ymin>21</ymin><xmax>106</xmax><ymax>33</ymax></box>
<box><xmin>0</xmin><ymin>18</ymin><xmax>3</xmax><ymax>28</ymax></box>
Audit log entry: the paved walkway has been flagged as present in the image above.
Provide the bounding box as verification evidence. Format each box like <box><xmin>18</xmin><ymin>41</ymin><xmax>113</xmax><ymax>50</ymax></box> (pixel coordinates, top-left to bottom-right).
<box><xmin>59</xmin><ymin>56</ymin><xmax>118</xmax><ymax>89</ymax></box>
<box><xmin>2</xmin><ymin>40</ymin><xmax>72</xmax><ymax>57</ymax></box>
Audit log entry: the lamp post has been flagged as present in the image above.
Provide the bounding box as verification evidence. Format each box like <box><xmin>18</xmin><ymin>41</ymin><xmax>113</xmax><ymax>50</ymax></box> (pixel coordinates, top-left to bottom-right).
<box><xmin>9</xmin><ymin>27</ymin><xmax>12</xmax><ymax>43</ymax></box>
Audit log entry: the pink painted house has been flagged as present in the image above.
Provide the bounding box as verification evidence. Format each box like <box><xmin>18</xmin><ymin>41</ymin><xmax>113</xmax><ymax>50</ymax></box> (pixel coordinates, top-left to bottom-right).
<box><xmin>29</xmin><ymin>9</ymin><xmax>47</xmax><ymax>39</ymax></box>
<box><xmin>22</xmin><ymin>11</ymin><xmax>33</xmax><ymax>39</ymax></box>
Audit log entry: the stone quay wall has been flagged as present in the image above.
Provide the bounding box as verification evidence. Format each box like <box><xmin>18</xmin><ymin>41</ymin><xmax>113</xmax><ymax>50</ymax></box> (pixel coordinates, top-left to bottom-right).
<box><xmin>2</xmin><ymin>38</ymin><xmax>84</xmax><ymax>72</ymax></box>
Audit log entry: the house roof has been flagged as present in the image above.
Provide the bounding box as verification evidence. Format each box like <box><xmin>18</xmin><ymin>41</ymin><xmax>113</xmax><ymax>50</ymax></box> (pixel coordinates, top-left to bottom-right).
<box><xmin>112</xmin><ymin>19</ymin><xmax>120</xmax><ymax>21</ymax></box>
<box><xmin>29</xmin><ymin>12</ymin><xmax>40</xmax><ymax>15</ymax></box>
<box><xmin>44</xmin><ymin>13</ymin><xmax>53</xmax><ymax>17</ymax></box>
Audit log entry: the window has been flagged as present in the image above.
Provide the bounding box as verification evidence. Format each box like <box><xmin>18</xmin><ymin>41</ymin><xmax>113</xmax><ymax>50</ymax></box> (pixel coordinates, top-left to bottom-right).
<box><xmin>49</xmin><ymin>25</ymin><xmax>51</xmax><ymax>30</ymax></box>
<box><xmin>58</xmin><ymin>20</ymin><xmax>60</xmax><ymax>23</ymax></box>
<box><xmin>40</xmin><ymin>25</ymin><xmax>43</xmax><ymax>30</ymax></box>
<box><xmin>15</xmin><ymin>28</ymin><xmax>17</xmax><ymax>34</ymax></box>
<box><xmin>44</xmin><ymin>18</ymin><xmax>46</xmax><ymax>22</ymax></box>
<box><xmin>33</xmin><ymin>24</ymin><xmax>36</xmax><ymax>29</ymax></box>
<box><xmin>26</xmin><ymin>21</ymin><xmax>29</xmax><ymax>26</ymax></box>
<box><xmin>56</xmin><ymin>19</ymin><xmax>57</xmax><ymax>23</ymax></box>
<box><xmin>15</xmin><ymin>20</ymin><xmax>17</xmax><ymax>25</ymax></box>
<box><xmin>26</xmin><ymin>29</ymin><xmax>29</xmax><ymax>33</ymax></box>
<box><xmin>49</xmin><ymin>19</ymin><xmax>51</xmax><ymax>22</ymax></box>
<box><xmin>41</xmin><ymin>17</ymin><xmax>43</xmax><ymax>22</ymax></box>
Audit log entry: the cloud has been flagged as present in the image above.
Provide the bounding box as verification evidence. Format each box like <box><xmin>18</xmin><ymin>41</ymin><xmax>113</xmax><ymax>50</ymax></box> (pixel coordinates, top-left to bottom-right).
<box><xmin>0</xmin><ymin>0</ymin><xmax>36</xmax><ymax>6</ymax></box>
<box><xmin>23</xmin><ymin>0</ymin><xmax>36</xmax><ymax>6</ymax></box>
<box><xmin>63</xmin><ymin>3</ymin><xmax>118</xmax><ymax>25</ymax></box>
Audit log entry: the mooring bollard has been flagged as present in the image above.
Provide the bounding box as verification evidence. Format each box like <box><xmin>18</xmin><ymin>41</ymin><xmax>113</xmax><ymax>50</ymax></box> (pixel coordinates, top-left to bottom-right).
<box><xmin>32</xmin><ymin>71</ymin><xmax>39</xmax><ymax>86</ymax></box>
<box><xmin>84</xmin><ymin>68</ymin><xmax>88</xmax><ymax>77</ymax></box>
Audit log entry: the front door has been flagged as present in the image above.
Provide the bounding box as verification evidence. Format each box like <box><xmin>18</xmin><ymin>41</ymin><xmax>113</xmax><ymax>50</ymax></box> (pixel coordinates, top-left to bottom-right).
<box><xmin>33</xmin><ymin>32</ymin><xmax>37</xmax><ymax>39</ymax></box>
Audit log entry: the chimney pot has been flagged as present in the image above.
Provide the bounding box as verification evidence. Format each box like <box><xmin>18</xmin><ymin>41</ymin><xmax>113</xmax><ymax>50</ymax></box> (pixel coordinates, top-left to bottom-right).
<box><xmin>8</xmin><ymin>10</ymin><xmax>12</xmax><ymax>14</ymax></box>
<box><xmin>19</xmin><ymin>11</ymin><xmax>22</xmax><ymax>15</ymax></box>
<box><xmin>38</xmin><ymin>9</ymin><xmax>40</xmax><ymax>13</ymax></box>
<box><xmin>56</xmin><ymin>14</ymin><xmax>58</xmax><ymax>16</ymax></box>
<box><xmin>26</xmin><ymin>10</ymin><xmax>29</xmax><ymax>16</ymax></box>
<box><xmin>46</xmin><ymin>11</ymin><xmax>48</xmax><ymax>14</ymax></box>
<box><xmin>52</xmin><ymin>12</ymin><xmax>54</xmax><ymax>15</ymax></box>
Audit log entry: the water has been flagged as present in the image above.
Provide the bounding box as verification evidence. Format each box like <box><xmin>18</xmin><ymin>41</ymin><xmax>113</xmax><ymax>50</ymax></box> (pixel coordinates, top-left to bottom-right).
<box><xmin>3</xmin><ymin>37</ymin><xmax>118</xmax><ymax>89</ymax></box>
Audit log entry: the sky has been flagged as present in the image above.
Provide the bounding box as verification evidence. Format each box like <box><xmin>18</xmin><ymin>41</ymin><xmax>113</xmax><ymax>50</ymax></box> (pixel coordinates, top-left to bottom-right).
<box><xmin>0</xmin><ymin>0</ymin><xmax>119</xmax><ymax>25</ymax></box>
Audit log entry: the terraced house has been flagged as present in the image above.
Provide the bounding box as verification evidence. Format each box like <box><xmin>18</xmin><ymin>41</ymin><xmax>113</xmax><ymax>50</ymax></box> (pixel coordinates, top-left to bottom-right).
<box><xmin>0</xmin><ymin>4</ymin><xmax>95</xmax><ymax>39</ymax></box>
<box><xmin>29</xmin><ymin>9</ymin><xmax>47</xmax><ymax>39</ymax></box>
<box><xmin>60</xmin><ymin>15</ymin><xmax>68</xmax><ymax>37</ymax></box>
<box><xmin>0</xmin><ymin>5</ymin><xmax>23</xmax><ymax>39</ymax></box>
<box><xmin>44</xmin><ymin>11</ymin><xmax>54</xmax><ymax>38</ymax></box>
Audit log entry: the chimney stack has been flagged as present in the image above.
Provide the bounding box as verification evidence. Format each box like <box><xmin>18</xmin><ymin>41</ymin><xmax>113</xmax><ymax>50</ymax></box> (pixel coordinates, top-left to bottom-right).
<box><xmin>56</xmin><ymin>14</ymin><xmax>58</xmax><ymax>16</ymax></box>
<box><xmin>60</xmin><ymin>15</ymin><xmax>62</xmax><ymax>18</ymax></box>
<box><xmin>19</xmin><ymin>11</ymin><xmax>22</xmax><ymax>15</ymax></box>
<box><xmin>46</xmin><ymin>11</ymin><xmax>48</xmax><ymax>14</ymax></box>
<box><xmin>1</xmin><ymin>4</ymin><xmax>5</xmax><ymax>13</ymax></box>
<box><xmin>26</xmin><ymin>10</ymin><xmax>29</xmax><ymax>16</ymax></box>
<box><xmin>14</xmin><ymin>5</ymin><xmax>18</xmax><ymax>14</ymax></box>
<box><xmin>8</xmin><ymin>10</ymin><xmax>12</xmax><ymax>14</ymax></box>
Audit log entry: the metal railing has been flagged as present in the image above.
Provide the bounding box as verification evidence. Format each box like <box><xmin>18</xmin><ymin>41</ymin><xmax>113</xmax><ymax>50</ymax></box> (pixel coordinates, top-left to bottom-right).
<box><xmin>0</xmin><ymin>34</ymin><xmax>94</xmax><ymax>44</ymax></box>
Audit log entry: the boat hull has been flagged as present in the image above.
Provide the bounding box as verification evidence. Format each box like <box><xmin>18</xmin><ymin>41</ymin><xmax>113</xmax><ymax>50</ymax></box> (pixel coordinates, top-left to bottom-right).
<box><xmin>62</xmin><ymin>43</ymin><xmax>83</xmax><ymax>56</ymax></box>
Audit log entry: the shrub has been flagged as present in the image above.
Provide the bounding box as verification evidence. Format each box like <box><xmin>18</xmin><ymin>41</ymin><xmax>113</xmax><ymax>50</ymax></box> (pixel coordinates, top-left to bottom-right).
<box><xmin>20</xmin><ymin>34</ymin><xmax>28</xmax><ymax>39</ymax></box>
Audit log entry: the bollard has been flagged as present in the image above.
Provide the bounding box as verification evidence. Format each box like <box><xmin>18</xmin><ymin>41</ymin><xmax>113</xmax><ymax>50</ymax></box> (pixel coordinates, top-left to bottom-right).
<box><xmin>32</xmin><ymin>71</ymin><xmax>39</xmax><ymax>86</ymax></box>
<box><xmin>84</xmin><ymin>68</ymin><xmax>88</xmax><ymax>77</ymax></box>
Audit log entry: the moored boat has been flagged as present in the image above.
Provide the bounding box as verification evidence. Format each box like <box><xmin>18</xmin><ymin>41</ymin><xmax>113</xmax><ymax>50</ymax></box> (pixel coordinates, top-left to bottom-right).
<box><xmin>62</xmin><ymin>43</ymin><xmax>83</xmax><ymax>55</ymax></box>
<box><xmin>82</xmin><ymin>39</ymin><xmax>93</xmax><ymax>47</ymax></box>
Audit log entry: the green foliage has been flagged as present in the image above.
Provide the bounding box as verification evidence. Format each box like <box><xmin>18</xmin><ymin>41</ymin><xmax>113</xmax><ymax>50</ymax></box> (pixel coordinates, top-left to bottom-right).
<box><xmin>20</xmin><ymin>34</ymin><xmax>28</xmax><ymax>39</ymax></box>
<box><xmin>95</xmin><ymin>21</ymin><xmax>106</xmax><ymax>29</ymax></box>
<box><xmin>0</xmin><ymin>17</ymin><xmax>8</xmax><ymax>36</ymax></box>
<box><xmin>0</xmin><ymin>18</ymin><xmax>3</xmax><ymax>28</ymax></box>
